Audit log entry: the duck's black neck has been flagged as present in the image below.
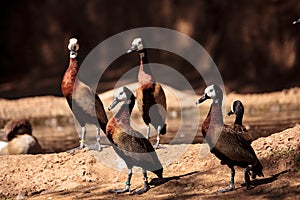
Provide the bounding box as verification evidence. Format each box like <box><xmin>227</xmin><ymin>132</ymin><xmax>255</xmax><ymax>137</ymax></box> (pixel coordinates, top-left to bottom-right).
<box><xmin>234</xmin><ymin>111</ymin><xmax>244</xmax><ymax>126</ymax></box>
<box><xmin>115</xmin><ymin>95</ymin><xmax>135</xmax><ymax>124</ymax></box>
<box><xmin>138</xmin><ymin>49</ymin><xmax>149</xmax><ymax>64</ymax></box>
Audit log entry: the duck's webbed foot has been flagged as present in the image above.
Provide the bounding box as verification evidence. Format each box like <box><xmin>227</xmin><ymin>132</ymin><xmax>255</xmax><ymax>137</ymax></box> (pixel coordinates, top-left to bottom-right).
<box><xmin>217</xmin><ymin>182</ymin><xmax>235</xmax><ymax>193</ymax></box>
<box><xmin>245</xmin><ymin>165</ymin><xmax>253</xmax><ymax>189</ymax></box>
<box><xmin>131</xmin><ymin>168</ymin><xmax>150</xmax><ymax>195</ymax></box>
<box><xmin>131</xmin><ymin>184</ymin><xmax>150</xmax><ymax>195</ymax></box>
<box><xmin>153</xmin><ymin>134</ymin><xmax>166</xmax><ymax>149</ymax></box>
<box><xmin>217</xmin><ymin>167</ymin><xmax>235</xmax><ymax>193</ymax></box>
<box><xmin>109</xmin><ymin>185</ymin><xmax>130</xmax><ymax>194</ymax></box>
<box><xmin>86</xmin><ymin>143</ymin><xmax>102</xmax><ymax>151</ymax></box>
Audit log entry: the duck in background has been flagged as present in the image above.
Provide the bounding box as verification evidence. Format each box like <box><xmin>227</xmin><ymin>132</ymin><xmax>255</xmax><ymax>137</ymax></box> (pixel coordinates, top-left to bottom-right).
<box><xmin>106</xmin><ymin>87</ymin><xmax>163</xmax><ymax>194</ymax></box>
<box><xmin>227</xmin><ymin>100</ymin><xmax>253</xmax><ymax>143</ymax></box>
<box><xmin>227</xmin><ymin>100</ymin><xmax>247</xmax><ymax>132</ymax></box>
<box><xmin>127</xmin><ymin>38</ymin><xmax>167</xmax><ymax>149</ymax></box>
<box><xmin>0</xmin><ymin>119</ymin><xmax>43</xmax><ymax>155</ymax></box>
<box><xmin>196</xmin><ymin>85</ymin><xmax>264</xmax><ymax>192</ymax></box>
<box><xmin>61</xmin><ymin>38</ymin><xmax>108</xmax><ymax>151</ymax></box>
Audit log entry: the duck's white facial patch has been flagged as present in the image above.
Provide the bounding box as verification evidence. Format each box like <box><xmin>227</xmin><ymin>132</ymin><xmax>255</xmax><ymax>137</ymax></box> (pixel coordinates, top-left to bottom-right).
<box><xmin>204</xmin><ymin>85</ymin><xmax>217</xmax><ymax>99</ymax></box>
<box><xmin>68</xmin><ymin>38</ymin><xmax>79</xmax><ymax>51</ymax></box>
<box><xmin>69</xmin><ymin>38</ymin><xmax>78</xmax><ymax>45</ymax></box>
<box><xmin>68</xmin><ymin>38</ymin><xmax>79</xmax><ymax>58</ymax></box>
<box><xmin>231</xmin><ymin>101</ymin><xmax>235</xmax><ymax>113</ymax></box>
<box><xmin>114</xmin><ymin>87</ymin><xmax>128</xmax><ymax>102</ymax></box>
<box><xmin>131</xmin><ymin>38</ymin><xmax>143</xmax><ymax>51</ymax></box>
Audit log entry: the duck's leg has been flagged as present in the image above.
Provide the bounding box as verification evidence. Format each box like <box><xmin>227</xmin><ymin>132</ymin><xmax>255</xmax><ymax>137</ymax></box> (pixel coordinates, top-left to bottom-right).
<box><xmin>217</xmin><ymin>167</ymin><xmax>235</xmax><ymax>193</ymax></box>
<box><xmin>79</xmin><ymin>126</ymin><xmax>86</xmax><ymax>149</ymax></box>
<box><xmin>153</xmin><ymin>126</ymin><xmax>166</xmax><ymax>149</ymax></box>
<box><xmin>132</xmin><ymin>169</ymin><xmax>150</xmax><ymax>195</ymax></box>
<box><xmin>109</xmin><ymin>168</ymin><xmax>132</xmax><ymax>194</ymax></box>
<box><xmin>244</xmin><ymin>165</ymin><xmax>253</xmax><ymax>189</ymax></box>
<box><xmin>95</xmin><ymin>126</ymin><xmax>102</xmax><ymax>151</ymax></box>
<box><xmin>146</xmin><ymin>125</ymin><xmax>150</xmax><ymax>139</ymax></box>
<box><xmin>86</xmin><ymin>127</ymin><xmax>102</xmax><ymax>151</ymax></box>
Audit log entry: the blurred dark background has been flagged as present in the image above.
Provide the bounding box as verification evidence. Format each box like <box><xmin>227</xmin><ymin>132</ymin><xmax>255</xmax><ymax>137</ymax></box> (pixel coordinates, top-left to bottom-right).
<box><xmin>1</xmin><ymin>0</ymin><xmax>300</xmax><ymax>99</ymax></box>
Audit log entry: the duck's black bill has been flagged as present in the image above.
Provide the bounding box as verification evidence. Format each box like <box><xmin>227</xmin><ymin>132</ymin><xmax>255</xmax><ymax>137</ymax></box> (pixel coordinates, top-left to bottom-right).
<box><xmin>196</xmin><ymin>94</ymin><xmax>209</xmax><ymax>105</ymax></box>
<box><xmin>108</xmin><ymin>98</ymin><xmax>119</xmax><ymax>111</ymax></box>
<box><xmin>126</xmin><ymin>45</ymin><xmax>137</xmax><ymax>53</ymax></box>
<box><xmin>227</xmin><ymin>110</ymin><xmax>234</xmax><ymax>116</ymax></box>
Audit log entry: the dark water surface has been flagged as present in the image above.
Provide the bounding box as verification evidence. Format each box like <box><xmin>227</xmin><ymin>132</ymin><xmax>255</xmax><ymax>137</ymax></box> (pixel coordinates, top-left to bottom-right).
<box><xmin>33</xmin><ymin>107</ymin><xmax>299</xmax><ymax>153</ymax></box>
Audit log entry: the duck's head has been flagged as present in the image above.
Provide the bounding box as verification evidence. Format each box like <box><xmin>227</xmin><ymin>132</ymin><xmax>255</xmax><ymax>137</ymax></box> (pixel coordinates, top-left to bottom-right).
<box><xmin>127</xmin><ymin>37</ymin><xmax>144</xmax><ymax>53</ymax></box>
<box><xmin>68</xmin><ymin>38</ymin><xmax>79</xmax><ymax>58</ymax></box>
<box><xmin>196</xmin><ymin>84</ymin><xmax>223</xmax><ymax>105</ymax></box>
<box><xmin>4</xmin><ymin>119</ymin><xmax>32</xmax><ymax>141</ymax></box>
<box><xmin>293</xmin><ymin>18</ymin><xmax>300</xmax><ymax>25</ymax></box>
<box><xmin>228</xmin><ymin>100</ymin><xmax>244</xmax><ymax>116</ymax></box>
<box><xmin>108</xmin><ymin>87</ymin><xmax>134</xmax><ymax>111</ymax></box>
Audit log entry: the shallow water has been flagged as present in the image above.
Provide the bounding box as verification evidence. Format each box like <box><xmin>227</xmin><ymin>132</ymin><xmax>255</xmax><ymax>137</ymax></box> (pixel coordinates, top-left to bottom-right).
<box><xmin>33</xmin><ymin>107</ymin><xmax>299</xmax><ymax>153</ymax></box>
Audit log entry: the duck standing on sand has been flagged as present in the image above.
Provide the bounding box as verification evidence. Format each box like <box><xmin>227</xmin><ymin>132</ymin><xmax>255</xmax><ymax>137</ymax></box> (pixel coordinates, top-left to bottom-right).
<box><xmin>61</xmin><ymin>38</ymin><xmax>108</xmax><ymax>151</ymax></box>
<box><xmin>127</xmin><ymin>38</ymin><xmax>167</xmax><ymax>149</ymax></box>
<box><xmin>196</xmin><ymin>85</ymin><xmax>264</xmax><ymax>192</ymax></box>
<box><xmin>106</xmin><ymin>87</ymin><xmax>163</xmax><ymax>194</ymax></box>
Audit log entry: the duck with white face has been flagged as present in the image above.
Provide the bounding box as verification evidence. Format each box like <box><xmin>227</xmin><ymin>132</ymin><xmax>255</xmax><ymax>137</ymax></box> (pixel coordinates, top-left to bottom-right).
<box><xmin>227</xmin><ymin>100</ymin><xmax>248</xmax><ymax>132</ymax></box>
<box><xmin>61</xmin><ymin>38</ymin><xmax>108</xmax><ymax>151</ymax></box>
<box><xmin>68</xmin><ymin>38</ymin><xmax>79</xmax><ymax>58</ymax></box>
<box><xmin>196</xmin><ymin>84</ymin><xmax>263</xmax><ymax>193</ymax></box>
<box><xmin>126</xmin><ymin>37</ymin><xmax>168</xmax><ymax>149</ymax></box>
<box><xmin>127</xmin><ymin>38</ymin><xmax>144</xmax><ymax>53</ymax></box>
<box><xmin>106</xmin><ymin>87</ymin><xmax>163</xmax><ymax>195</ymax></box>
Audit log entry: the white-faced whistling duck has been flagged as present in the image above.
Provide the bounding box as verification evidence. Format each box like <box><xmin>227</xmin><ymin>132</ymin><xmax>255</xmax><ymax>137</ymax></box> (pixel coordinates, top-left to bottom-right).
<box><xmin>127</xmin><ymin>38</ymin><xmax>167</xmax><ymax>149</ymax></box>
<box><xmin>0</xmin><ymin>119</ymin><xmax>43</xmax><ymax>155</ymax></box>
<box><xmin>61</xmin><ymin>38</ymin><xmax>108</xmax><ymax>151</ymax></box>
<box><xmin>106</xmin><ymin>87</ymin><xmax>163</xmax><ymax>195</ymax></box>
<box><xmin>227</xmin><ymin>100</ymin><xmax>254</xmax><ymax>143</ymax></box>
<box><xmin>228</xmin><ymin>100</ymin><xmax>247</xmax><ymax>132</ymax></box>
<box><xmin>196</xmin><ymin>85</ymin><xmax>264</xmax><ymax>192</ymax></box>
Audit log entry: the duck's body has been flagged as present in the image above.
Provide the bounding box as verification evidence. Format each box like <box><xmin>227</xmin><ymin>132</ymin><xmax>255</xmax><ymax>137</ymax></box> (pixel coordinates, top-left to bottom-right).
<box><xmin>61</xmin><ymin>38</ymin><xmax>108</xmax><ymax>151</ymax></box>
<box><xmin>136</xmin><ymin>82</ymin><xmax>167</xmax><ymax>135</ymax></box>
<box><xmin>107</xmin><ymin>87</ymin><xmax>163</xmax><ymax>195</ymax></box>
<box><xmin>0</xmin><ymin>134</ymin><xmax>42</xmax><ymax>155</ymax></box>
<box><xmin>197</xmin><ymin>85</ymin><xmax>263</xmax><ymax>192</ymax></box>
<box><xmin>127</xmin><ymin>38</ymin><xmax>167</xmax><ymax>148</ymax></box>
<box><xmin>0</xmin><ymin>119</ymin><xmax>42</xmax><ymax>155</ymax></box>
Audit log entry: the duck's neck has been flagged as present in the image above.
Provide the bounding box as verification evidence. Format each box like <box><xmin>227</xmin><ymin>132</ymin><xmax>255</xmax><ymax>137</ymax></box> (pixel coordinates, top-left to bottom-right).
<box><xmin>138</xmin><ymin>49</ymin><xmax>153</xmax><ymax>84</ymax></box>
<box><xmin>69</xmin><ymin>57</ymin><xmax>80</xmax><ymax>75</ymax></box>
<box><xmin>115</xmin><ymin>96</ymin><xmax>135</xmax><ymax>125</ymax></box>
<box><xmin>62</xmin><ymin>57</ymin><xmax>79</xmax><ymax>96</ymax></box>
<box><xmin>234</xmin><ymin>112</ymin><xmax>243</xmax><ymax>126</ymax></box>
<box><xmin>202</xmin><ymin>101</ymin><xmax>224</xmax><ymax>137</ymax></box>
<box><xmin>138</xmin><ymin>49</ymin><xmax>149</xmax><ymax>65</ymax></box>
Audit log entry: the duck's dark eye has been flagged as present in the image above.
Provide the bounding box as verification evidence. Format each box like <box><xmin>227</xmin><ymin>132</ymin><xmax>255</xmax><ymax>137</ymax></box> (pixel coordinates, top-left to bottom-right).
<box><xmin>120</xmin><ymin>92</ymin><xmax>124</xmax><ymax>95</ymax></box>
<box><xmin>210</xmin><ymin>89</ymin><xmax>213</xmax><ymax>92</ymax></box>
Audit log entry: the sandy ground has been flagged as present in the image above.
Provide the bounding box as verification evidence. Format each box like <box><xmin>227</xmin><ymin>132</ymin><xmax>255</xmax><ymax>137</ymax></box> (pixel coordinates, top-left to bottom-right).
<box><xmin>0</xmin><ymin>125</ymin><xmax>299</xmax><ymax>199</ymax></box>
<box><xmin>0</xmin><ymin>87</ymin><xmax>299</xmax><ymax>199</ymax></box>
